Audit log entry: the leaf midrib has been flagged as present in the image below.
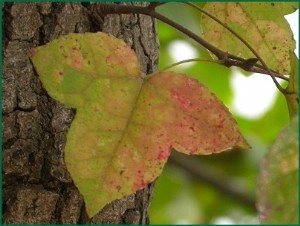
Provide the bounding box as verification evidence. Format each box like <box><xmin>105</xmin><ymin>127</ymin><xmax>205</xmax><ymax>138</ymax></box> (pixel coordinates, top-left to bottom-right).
<box><xmin>97</xmin><ymin>75</ymin><xmax>145</xmax><ymax>194</ymax></box>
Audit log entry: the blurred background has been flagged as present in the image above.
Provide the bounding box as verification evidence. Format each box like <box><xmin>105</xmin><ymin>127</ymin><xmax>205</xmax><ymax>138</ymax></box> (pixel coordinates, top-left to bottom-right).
<box><xmin>149</xmin><ymin>3</ymin><xmax>299</xmax><ymax>224</ymax></box>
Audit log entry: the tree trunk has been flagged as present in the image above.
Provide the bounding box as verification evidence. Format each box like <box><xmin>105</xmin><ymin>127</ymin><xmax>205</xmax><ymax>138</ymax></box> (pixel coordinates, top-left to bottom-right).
<box><xmin>2</xmin><ymin>2</ymin><xmax>159</xmax><ymax>224</ymax></box>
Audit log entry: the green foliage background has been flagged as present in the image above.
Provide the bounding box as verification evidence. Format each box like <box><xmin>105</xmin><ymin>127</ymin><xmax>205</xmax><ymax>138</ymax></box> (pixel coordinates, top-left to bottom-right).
<box><xmin>149</xmin><ymin>3</ymin><xmax>290</xmax><ymax>224</ymax></box>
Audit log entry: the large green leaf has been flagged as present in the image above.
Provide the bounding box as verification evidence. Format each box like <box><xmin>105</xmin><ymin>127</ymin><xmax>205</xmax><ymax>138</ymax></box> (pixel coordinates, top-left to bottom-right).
<box><xmin>30</xmin><ymin>32</ymin><xmax>249</xmax><ymax>218</ymax></box>
<box><xmin>257</xmin><ymin>115</ymin><xmax>299</xmax><ymax>224</ymax></box>
<box><xmin>201</xmin><ymin>2</ymin><xmax>298</xmax><ymax>74</ymax></box>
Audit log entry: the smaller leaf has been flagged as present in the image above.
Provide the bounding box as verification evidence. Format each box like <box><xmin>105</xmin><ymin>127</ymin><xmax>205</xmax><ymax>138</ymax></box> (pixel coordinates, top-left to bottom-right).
<box><xmin>201</xmin><ymin>2</ymin><xmax>298</xmax><ymax>74</ymax></box>
<box><xmin>257</xmin><ymin>115</ymin><xmax>299</xmax><ymax>224</ymax></box>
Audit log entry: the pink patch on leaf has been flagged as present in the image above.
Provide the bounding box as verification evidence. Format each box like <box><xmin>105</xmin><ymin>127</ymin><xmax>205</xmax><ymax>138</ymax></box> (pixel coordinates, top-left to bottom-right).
<box><xmin>72</xmin><ymin>56</ymin><xmax>82</xmax><ymax>69</ymax></box>
<box><xmin>187</xmin><ymin>77</ymin><xmax>198</xmax><ymax>89</ymax></box>
<box><xmin>133</xmin><ymin>179</ymin><xmax>149</xmax><ymax>191</ymax></box>
<box><xmin>217</xmin><ymin>118</ymin><xmax>225</xmax><ymax>129</ymax></box>
<box><xmin>156</xmin><ymin>145</ymin><xmax>172</xmax><ymax>161</ymax></box>
<box><xmin>71</xmin><ymin>47</ymin><xmax>83</xmax><ymax>69</ymax></box>
<box><xmin>133</xmin><ymin>169</ymin><xmax>150</xmax><ymax>190</ymax></box>
<box><xmin>170</xmin><ymin>89</ymin><xmax>192</xmax><ymax>109</ymax></box>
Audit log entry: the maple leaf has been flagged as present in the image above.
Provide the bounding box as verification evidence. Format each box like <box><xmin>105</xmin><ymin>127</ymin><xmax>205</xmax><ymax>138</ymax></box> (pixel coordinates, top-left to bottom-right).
<box><xmin>30</xmin><ymin>32</ymin><xmax>249</xmax><ymax>217</ymax></box>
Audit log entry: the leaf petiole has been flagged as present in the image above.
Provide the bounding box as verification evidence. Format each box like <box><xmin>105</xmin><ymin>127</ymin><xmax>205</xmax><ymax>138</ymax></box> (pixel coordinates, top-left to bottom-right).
<box><xmin>161</xmin><ymin>58</ymin><xmax>222</xmax><ymax>71</ymax></box>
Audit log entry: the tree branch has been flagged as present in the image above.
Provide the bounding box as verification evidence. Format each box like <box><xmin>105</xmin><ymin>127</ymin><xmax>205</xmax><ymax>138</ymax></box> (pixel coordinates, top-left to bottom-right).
<box><xmin>94</xmin><ymin>3</ymin><xmax>288</xmax><ymax>82</ymax></box>
<box><xmin>148</xmin><ymin>2</ymin><xmax>166</xmax><ymax>10</ymax></box>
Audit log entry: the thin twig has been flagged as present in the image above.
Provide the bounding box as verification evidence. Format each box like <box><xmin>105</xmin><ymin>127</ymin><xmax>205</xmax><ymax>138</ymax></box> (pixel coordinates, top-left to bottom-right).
<box><xmin>161</xmin><ymin>58</ymin><xmax>221</xmax><ymax>71</ymax></box>
<box><xmin>161</xmin><ymin>58</ymin><xmax>288</xmax><ymax>80</ymax></box>
<box><xmin>183</xmin><ymin>2</ymin><xmax>288</xmax><ymax>93</ymax></box>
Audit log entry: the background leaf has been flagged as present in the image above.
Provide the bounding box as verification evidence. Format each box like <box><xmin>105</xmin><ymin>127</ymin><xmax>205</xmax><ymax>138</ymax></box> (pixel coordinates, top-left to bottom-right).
<box><xmin>284</xmin><ymin>51</ymin><xmax>299</xmax><ymax>118</ymax></box>
<box><xmin>31</xmin><ymin>32</ymin><xmax>249</xmax><ymax>218</ymax></box>
<box><xmin>201</xmin><ymin>2</ymin><xmax>298</xmax><ymax>74</ymax></box>
<box><xmin>257</xmin><ymin>115</ymin><xmax>299</xmax><ymax>224</ymax></box>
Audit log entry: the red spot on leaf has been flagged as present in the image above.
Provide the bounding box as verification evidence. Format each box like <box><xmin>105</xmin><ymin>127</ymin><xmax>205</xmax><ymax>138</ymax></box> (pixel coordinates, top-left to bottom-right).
<box><xmin>72</xmin><ymin>56</ymin><xmax>81</xmax><ymax>69</ymax></box>
<box><xmin>187</xmin><ymin>77</ymin><xmax>198</xmax><ymax>89</ymax></box>
<box><xmin>133</xmin><ymin>179</ymin><xmax>149</xmax><ymax>191</ymax></box>
<box><xmin>70</xmin><ymin>47</ymin><xmax>83</xmax><ymax>69</ymax></box>
<box><xmin>189</xmin><ymin>126</ymin><xmax>195</xmax><ymax>132</ymax></box>
<box><xmin>133</xmin><ymin>169</ymin><xmax>150</xmax><ymax>190</ymax></box>
<box><xmin>156</xmin><ymin>133</ymin><xmax>165</xmax><ymax>138</ymax></box>
<box><xmin>170</xmin><ymin>89</ymin><xmax>192</xmax><ymax>109</ymax></box>
<box><xmin>156</xmin><ymin>145</ymin><xmax>172</xmax><ymax>160</ymax></box>
<box><xmin>217</xmin><ymin>118</ymin><xmax>225</xmax><ymax>128</ymax></box>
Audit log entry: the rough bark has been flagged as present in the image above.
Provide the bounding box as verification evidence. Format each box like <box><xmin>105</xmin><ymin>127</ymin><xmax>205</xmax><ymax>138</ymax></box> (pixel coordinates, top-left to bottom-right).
<box><xmin>2</xmin><ymin>2</ymin><xmax>159</xmax><ymax>224</ymax></box>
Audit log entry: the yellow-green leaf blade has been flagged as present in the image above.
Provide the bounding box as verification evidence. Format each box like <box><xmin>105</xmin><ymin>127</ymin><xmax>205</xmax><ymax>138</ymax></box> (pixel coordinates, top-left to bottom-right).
<box><xmin>202</xmin><ymin>2</ymin><xmax>298</xmax><ymax>74</ymax></box>
<box><xmin>65</xmin><ymin>71</ymin><xmax>249</xmax><ymax>217</ymax></box>
<box><xmin>30</xmin><ymin>32</ymin><xmax>140</xmax><ymax>107</ymax></box>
